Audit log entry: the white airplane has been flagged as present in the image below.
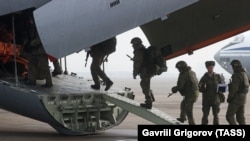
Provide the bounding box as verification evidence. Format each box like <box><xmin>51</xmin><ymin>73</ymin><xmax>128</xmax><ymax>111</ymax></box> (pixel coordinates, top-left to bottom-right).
<box><xmin>214</xmin><ymin>30</ymin><xmax>250</xmax><ymax>77</ymax></box>
<box><xmin>0</xmin><ymin>0</ymin><xmax>250</xmax><ymax>136</ymax></box>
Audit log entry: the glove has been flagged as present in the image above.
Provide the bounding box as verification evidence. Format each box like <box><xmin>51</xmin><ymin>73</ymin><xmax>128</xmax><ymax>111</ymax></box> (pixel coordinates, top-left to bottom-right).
<box><xmin>171</xmin><ymin>86</ymin><xmax>178</xmax><ymax>93</ymax></box>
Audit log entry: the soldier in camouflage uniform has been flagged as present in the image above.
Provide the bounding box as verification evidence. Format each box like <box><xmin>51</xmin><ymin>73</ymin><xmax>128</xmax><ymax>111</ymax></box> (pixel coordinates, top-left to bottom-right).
<box><xmin>24</xmin><ymin>16</ymin><xmax>52</xmax><ymax>88</ymax></box>
<box><xmin>199</xmin><ymin>61</ymin><xmax>224</xmax><ymax>125</ymax></box>
<box><xmin>226</xmin><ymin>60</ymin><xmax>249</xmax><ymax>125</ymax></box>
<box><xmin>89</xmin><ymin>37</ymin><xmax>116</xmax><ymax>91</ymax></box>
<box><xmin>171</xmin><ymin>61</ymin><xmax>199</xmax><ymax>125</ymax></box>
<box><xmin>130</xmin><ymin>37</ymin><xmax>155</xmax><ymax>109</ymax></box>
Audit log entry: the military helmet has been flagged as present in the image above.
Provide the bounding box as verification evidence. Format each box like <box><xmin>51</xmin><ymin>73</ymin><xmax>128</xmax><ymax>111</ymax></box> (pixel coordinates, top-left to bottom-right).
<box><xmin>176</xmin><ymin>61</ymin><xmax>187</xmax><ymax>69</ymax></box>
<box><xmin>205</xmin><ymin>61</ymin><xmax>215</xmax><ymax>67</ymax></box>
<box><xmin>131</xmin><ymin>37</ymin><xmax>142</xmax><ymax>44</ymax></box>
<box><xmin>231</xmin><ymin>59</ymin><xmax>242</xmax><ymax>68</ymax></box>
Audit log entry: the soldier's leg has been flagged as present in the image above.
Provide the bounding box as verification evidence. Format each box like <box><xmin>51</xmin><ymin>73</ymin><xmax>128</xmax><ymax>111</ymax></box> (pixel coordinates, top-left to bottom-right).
<box><xmin>92</xmin><ymin>55</ymin><xmax>113</xmax><ymax>91</ymax></box>
<box><xmin>177</xmin><ymin>98</ymin><xmax>187</xmax><ymax>123</ymax></box>
<box><xmin>236</xmin><ymin>105</ymin><xmax>246</xmax><ymax>125</ymax></box>
<box><xmin>39</xmin><ymin>55</ymin><xmax>53</xmax><ymax>88</ymax></box>
<box><xmin>185</xmin><ymin>101</ymin><xmax>195</xmax><ymax>125</ymax></box>
<box><xmin>27</xmin><ymin>56</ymin><xmax>37</xmax><ymax>85</ymax></box>
<box><xmin>139</xmin><ymin>72</ymin><xmax>152</xmax><ymax>109</ymax></box>
<box><xmin>52</xmin><ymin>59</ymin><xmax>62</xmax><ymax>76</ymax></box>
<box><xmin>27</xmin><ymin>65</ymin><xmax>36</xmax><ymax>85</ymax></box>
<box><xmin>212</xmin><ymin>104</ymin><xmax>220</xmax><ymax>125</ymax></box>
<box><xmin>201</xmin><ymin>105</ymin><xmax>210</xmax><ymax>125</ymax></box>
<box><xmin>226</xmin><ymin>103</ymin><xmax>238</xmax><ymax>125</ymax></box>
<box><xmin>90</xmin><ymin>55</ymin><xmax>102</xmax><ymax>89</ymax></box>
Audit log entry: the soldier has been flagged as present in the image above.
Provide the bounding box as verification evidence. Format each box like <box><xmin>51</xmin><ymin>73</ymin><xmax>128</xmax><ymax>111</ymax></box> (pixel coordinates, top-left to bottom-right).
<box><xmin>226</xmin><ymin>59</ymin><xmax>249</xmax><ymax>125</ymax></box>
<box><xmin>198</xmin><ymin>61</ymin><xmax>224</xmax><ymax>125</ymax></box>
<box><xmin>24</xmin><ymin>16</ymin><xmax>53</xmax><ymax>88</ymax></box>
<box><xmin>130</xmin><ymin>37</ymin><xmax>156</xmax><ymax>109</ymax></box>
<box><xmin>171</xmin><ymin>61</ymin><xmax>199</xmax><ymax>125</ymax></box>
<box><xmin>89</xmin><ymin>37</ymin><xmax>116</xmax><ymax>91</ymax></box>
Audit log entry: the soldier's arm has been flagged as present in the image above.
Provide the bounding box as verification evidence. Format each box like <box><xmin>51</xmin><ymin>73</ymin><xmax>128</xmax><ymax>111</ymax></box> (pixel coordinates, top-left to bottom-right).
<box><xmin>198</xmin><ymin>74</ymin><xmax>206</xmax><ymax>85</ymax></box>
<box><xmin>198</xmin><ymin>75</ymin><xmax>206</xmax><ymax>92</ymax></box>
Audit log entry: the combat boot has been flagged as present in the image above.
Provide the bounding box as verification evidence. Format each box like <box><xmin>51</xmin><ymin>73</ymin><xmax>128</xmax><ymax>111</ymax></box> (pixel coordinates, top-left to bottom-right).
<box><xmin>213</xmin><ymin>115</ymin><xmax>219</xmax><ymax>125</ymax></box>
<box><xmin>91</xmin><ymin>84</ymin><xmax>100</xmax><ymax>90</ymax></box>
<box><xmin>140</xmin><ymin>103</ymin><xmax>152</xmax><ymax>109</ymax></box>
<box><xmin>105</xmin><ymin>79</ymin><xmax>113</xmax><ymax>91</ymax></box>
<box><xmin>187</xmin><ymin>117</ymin><xmax>195</xmax><ymax>125</ymax></box>
<box><xmin>176</xmin><ymin>118</ymin><xmax>186</xmax><ymax>123</ymax></box>
<box><xmin>41</xmin><ymin>83</ymin><xmax>53</xmax><ymax>88</ymax></box>
<box><xmin>201</xmin><ymin>118</ymin><xmax>208</xmax><ymax>125</ymax></box>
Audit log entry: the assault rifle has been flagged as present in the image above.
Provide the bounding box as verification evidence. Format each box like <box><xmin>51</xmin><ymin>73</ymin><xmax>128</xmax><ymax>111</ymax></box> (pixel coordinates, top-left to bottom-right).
<box><xmin>168</xmin><ymin>92</ymin><xmax>175</xmax><ymax>97</ymax></box>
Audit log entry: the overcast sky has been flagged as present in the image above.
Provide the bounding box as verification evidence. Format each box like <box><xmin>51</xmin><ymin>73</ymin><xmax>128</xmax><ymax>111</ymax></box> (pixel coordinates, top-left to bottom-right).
<box><xmin>54</xmin><ymin>27</ymin><xmax>244</xmax><ymax>81</ymax></box>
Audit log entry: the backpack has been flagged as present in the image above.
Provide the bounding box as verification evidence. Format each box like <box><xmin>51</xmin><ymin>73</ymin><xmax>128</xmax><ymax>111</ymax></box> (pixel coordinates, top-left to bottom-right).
<box><xmin>90</xmin><ymin>37</ymin><xmax>117</xmax><ymax>56</ymax></box>
<box><xmin>144</xmin><ymin>45</ymin><xmax>167</xmax><ymax>75</ymax></box>
<box><xmin>99</xmin><ymin>37</ymin><xmax>117</xmax><ymax>55</ymax></box>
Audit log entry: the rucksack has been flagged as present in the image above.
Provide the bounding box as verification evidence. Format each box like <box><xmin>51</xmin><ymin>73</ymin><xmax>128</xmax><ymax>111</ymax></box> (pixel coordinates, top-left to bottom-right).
<box><xmin>144</xmin><ymin>45</ymin><xmax>167</xmax><ymax>75</ymax></box>
<box><xmin>90</xmin><ymin>37</ymin><xmax>117</xmax><ymax>55</ymax></box>
<box><xmin>99</xmin><ymin>37</ymin><xmax>117</xmax><ymax>55</ymax></box>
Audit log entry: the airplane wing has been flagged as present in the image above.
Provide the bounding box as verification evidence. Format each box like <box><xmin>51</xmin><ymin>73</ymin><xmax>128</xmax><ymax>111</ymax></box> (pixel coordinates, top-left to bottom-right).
<box><xmin>141</xmin><ymin>0</ymin><xmax>250</xmax><ymax>60</ymax></box>
<box><xmin>33</xmin><ymin>0</ymin><xmax>198</xmax><ymax>58</ymax></box>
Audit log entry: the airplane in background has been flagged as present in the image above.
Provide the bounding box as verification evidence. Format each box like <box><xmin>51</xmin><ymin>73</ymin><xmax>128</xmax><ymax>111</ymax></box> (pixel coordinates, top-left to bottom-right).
<box><xmin>0</xmin><ymin>0</ymin><xmax>250</xmax><ymax>136</ymax></box>
<box><xmin>214</xmin><ymin>30</ymin><xmax>250</xmax><ymax>77</ymax></box>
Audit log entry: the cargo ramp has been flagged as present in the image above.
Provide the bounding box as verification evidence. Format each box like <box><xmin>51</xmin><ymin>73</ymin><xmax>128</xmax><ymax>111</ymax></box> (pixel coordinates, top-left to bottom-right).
<box><xmin>103</xmin><ymin>93</ymin><xmax>182</xmax><ymax>125</ymax></box>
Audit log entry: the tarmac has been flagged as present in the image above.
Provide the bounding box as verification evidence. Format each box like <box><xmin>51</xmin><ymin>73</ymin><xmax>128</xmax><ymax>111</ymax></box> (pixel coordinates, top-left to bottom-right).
<box><xmin>0</xmin><ymin>77</ymin><xmax>249</xmax><ymax>141</ymax></box>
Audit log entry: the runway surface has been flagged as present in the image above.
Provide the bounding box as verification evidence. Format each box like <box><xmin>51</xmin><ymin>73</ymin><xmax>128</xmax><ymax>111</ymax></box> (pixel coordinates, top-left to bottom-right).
<box><xmin>0</xmin><ymin>77</ymin><xmax>249</xmax><ymax>141</ymax></box>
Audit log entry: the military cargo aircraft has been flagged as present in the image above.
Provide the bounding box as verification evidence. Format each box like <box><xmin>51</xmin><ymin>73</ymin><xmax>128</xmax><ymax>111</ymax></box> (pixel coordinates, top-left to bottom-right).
<box><xmin>214</xmin><ymin>30</ymin><xmax>250</xmax><ymax>77</ymax></box>
<box><xmin>0</xmin><ymin>0</ymin><xmax>250</xmax><ymax>136</ymax></box>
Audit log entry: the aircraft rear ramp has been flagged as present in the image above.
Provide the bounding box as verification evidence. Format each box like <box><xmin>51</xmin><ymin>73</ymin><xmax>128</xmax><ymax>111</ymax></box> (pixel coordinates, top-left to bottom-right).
<box><xmin>0</xmin><ymin>75</ymin><xmax>135</xmax><ymax>135</ymax></box>
<box><xmin>103</xmin><ymin>93</ymin><xmax>182</xmax><ymax>125</ymax></box>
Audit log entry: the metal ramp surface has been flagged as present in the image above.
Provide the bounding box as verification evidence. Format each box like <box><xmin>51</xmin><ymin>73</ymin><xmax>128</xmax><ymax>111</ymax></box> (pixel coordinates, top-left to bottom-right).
<box><xmin>103</xmin><ymin>93</ymin><xmax>182</xmax><ymax>125</ymax></box>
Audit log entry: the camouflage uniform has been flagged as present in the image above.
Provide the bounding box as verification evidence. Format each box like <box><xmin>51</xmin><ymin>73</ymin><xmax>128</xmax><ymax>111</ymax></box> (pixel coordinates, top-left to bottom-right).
<box><xmin>131</xmin><ymin>37</ymin><xmax>155</xmax><ymax>109</ymax></box>
<box><xmin>25</xmin><ymin>18</ymin><xmax>52</xmax><ymax>88</ymax></box>
<box><xmin>199</xmin><ymin>61</ymin><xmax>224</xmax><ymax>125</ymax></box>
<box><xmin>226</xmin><ymin>60</ymin><xmax>249</xmax><ymax>125</ymax></box>
<box><xmin>172</xmin><ymin>61</ymin><xmax>199</xmax><ymax>125</ymax></box>
<box><xmin>89</xmin><ymin>37</ymin><xmax>116</xmax><ymax>91</ymax></box>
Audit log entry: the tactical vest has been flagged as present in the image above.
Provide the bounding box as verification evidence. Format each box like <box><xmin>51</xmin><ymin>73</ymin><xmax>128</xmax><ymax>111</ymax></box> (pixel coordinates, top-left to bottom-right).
<box><xmin>199</xmin><ymin>72</ymin><xmax>222</xmax><ymax>93</ymax></box>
